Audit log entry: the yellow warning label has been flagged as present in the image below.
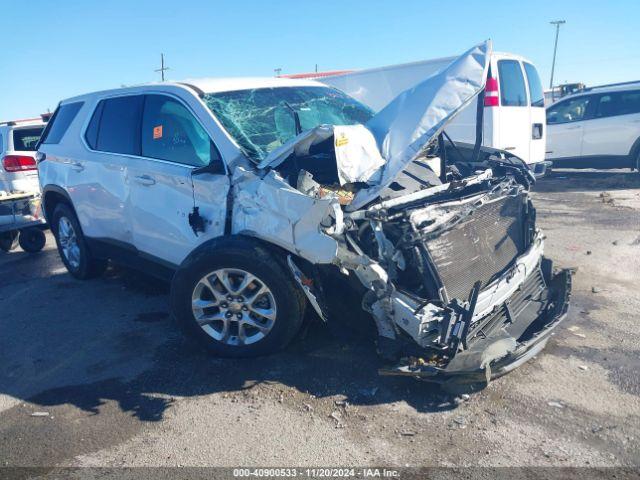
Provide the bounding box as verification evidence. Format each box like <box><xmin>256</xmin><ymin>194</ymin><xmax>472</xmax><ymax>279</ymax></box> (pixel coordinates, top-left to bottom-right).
<box><xmin>153</xmin><ymin>125</ymin><xmax>163</xmax><ymax>139</ymax></box>
<box><xmin>335</xmin><ymin>133</ymin><xmax>349</xmax><ymax>147</ymax></box>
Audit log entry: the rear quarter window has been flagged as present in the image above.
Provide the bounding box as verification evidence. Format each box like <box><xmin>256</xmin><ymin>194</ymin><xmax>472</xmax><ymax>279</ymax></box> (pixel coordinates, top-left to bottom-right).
<box><xmin>498</xmin><ymin>60</ymin><xmax>528</xmax><ymax>107</ymax></box>
<box><xmin>13</xmin><ymin>127</ymin><xmax>45</xmax><ymax>151</ymax></box>
<box><xmin>41</xmin><ymin>102</ymin><xmax>84</xmax><ymax>145</ymax></box>
<box><xmin>523</xmin><ymin>63</ymin><xmax>544</xmax><ymax>107</ymax></box>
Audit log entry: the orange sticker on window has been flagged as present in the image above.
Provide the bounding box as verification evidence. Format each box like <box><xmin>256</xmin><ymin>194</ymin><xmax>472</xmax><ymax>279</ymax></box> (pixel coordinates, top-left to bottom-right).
<box><xmin>153</xmin><ymin>125</ymin><xmax>163</xmax><ymax>139</ymax></box>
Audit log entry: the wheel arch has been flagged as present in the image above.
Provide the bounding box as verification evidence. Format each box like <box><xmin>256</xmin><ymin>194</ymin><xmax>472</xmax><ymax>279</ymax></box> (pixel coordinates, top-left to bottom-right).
<box><xmin>173</xmin><ymin>233</ymin><xmax>308</xmax><ymax>310</ymax></box>
<box><xmin>41</xmin><ymin>185</ymin><xmax>76</xmax><ymax>226</ymax></box>
<box><xmin>629</xmin><ymin>136</ymin><xmax>640</xmax><ymax>169</ymax></box>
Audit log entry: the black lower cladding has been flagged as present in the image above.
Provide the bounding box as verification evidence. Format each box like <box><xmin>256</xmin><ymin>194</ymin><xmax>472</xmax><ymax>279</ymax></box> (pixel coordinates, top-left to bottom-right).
<box><xmin>423</xmin><ymin>192</ymin><xmax>527</xmax><ymax>301</ymax></box>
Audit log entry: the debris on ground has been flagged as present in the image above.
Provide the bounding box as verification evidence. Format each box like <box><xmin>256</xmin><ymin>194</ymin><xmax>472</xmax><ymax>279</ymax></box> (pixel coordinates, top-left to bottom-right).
<box><xmin>612</xmin><ymin>240</ymin><xmax>618</xmax><ymax>246</ymax></box>
<box><xmin>586</xmin><ymin>250</ymin><xmax>592</xmax><ymax>255</ymax></box>
<box><xmin>400</xmin><ymin>430</ymin><xmax>416</xmax><ymax>437</ymax></box>
<box><xmin>453</xmin><ymin>416</ymin><xmax>467</xmax><ymax>426</ymax></box>
<box><xmin>329</xmin><ymin>411</ymin><xmax>345</xmax><ymax>428</ymax></box>
<box><xmin>592</xmin><ymin>286</ymin><xmax>602</xmax><ymax>293</ymax></box>
<box><xmin>599</xmin><ymin>191</ymin><xmax>615</xmax><ymax>205</ymax></box>
<box><xmin>579</xmin><ymin>365</ymin><xmax>589</xmax><ymax>371</ymax></box>
<box><xmin>303</xmin><ymin>403</ymin><xmax>313</xmax><ymax>412</ymax></box>
<box><xmin>547</xmin><ymin>401</ymin><xmax>564</xmax><ymax>409</ymax></box>
<box><xmin>30</xmin><ymin>412</ymin><xmax>49</xmax><ymax>417</ymax></box>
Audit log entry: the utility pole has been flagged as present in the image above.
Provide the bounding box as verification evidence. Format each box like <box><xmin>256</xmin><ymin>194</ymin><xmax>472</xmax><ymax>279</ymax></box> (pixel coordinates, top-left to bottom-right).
<box><xmin>274</xmin><ymin>67</ymin><xmax>282</xmax><ymax>77</ymax></box>
<box><xmin>155</xmin><ymin>53</ymin><xmax>170</xmax><ymax>82</ymax></box>
<box><xmin>549</xmin><ymin>20</ymin><xmax>566</xmax><ymax>96</ymax></box>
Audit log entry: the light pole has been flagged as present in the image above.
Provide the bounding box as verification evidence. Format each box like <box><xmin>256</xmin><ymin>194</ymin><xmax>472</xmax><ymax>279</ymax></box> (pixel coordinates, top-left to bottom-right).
<box><xmin>549</xmin><ymin>20</ymin><xmax>566</xmax><ymax>96</ymax></box>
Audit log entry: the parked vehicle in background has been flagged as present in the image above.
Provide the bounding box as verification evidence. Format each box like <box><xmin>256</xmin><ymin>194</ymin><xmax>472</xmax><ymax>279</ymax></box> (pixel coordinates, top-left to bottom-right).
<box><xmin>544</xmin><ymin>82</ymin><xmax>586</xmax><ymax>106</ymax></box>
<box><xmin>546</xmin><ymin>81</ymin><xmax>640</xmax><ymax>170</ymax></box>
<box><xmin>37</xmin><ymin>41</ymin><xmax>570</xmax><ymax>388</ymax></box>
<box><xmin>0</xmin><ymin>118</ymin><xmax>46</xmax><ymax>195</ymax></box>
<box><xmin>301</xmin><ymin>52</ymin><xmax>549</xmax><ymax>175</ymax></box>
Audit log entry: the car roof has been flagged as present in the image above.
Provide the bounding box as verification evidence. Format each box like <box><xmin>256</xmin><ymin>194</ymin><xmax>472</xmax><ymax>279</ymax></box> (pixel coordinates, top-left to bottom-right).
<box><xmin>59</xmin><ymin>77</ymin><xmax>328</xmax><ymax>105</ymax></box>
<box><xmin>181</xmin><ymin>76</ymin><xmax>326</xmax><ymax>93</ymax></box>
<box><xmin>581</xmin><ymin>81</ymin><xmax>640</xmax><ymax>94</ymax></box>
<box><xmin>548</xmin><ymin>81</ymin><xmax>640</xmax><ymax>107</ymax></box>
<box><xmin>0</xmin><ymin>119</ymin><xmax>46</xmax><ymax>129</ymax></box>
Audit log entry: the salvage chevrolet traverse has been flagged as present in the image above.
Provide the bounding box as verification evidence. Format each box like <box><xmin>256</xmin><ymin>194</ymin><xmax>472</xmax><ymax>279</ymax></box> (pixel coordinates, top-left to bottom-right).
<box><xmin>37</xmin><ymin>41</ymin><xmax>571</xmax><ymax>387</ymax></box>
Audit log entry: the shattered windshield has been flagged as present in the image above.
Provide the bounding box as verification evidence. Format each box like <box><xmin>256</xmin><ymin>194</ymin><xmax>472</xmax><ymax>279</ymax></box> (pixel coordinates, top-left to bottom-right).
<box><xmin>203</xmin><ymin>86</ymin><xmax>374</xmax><ymax>161</ymax></box>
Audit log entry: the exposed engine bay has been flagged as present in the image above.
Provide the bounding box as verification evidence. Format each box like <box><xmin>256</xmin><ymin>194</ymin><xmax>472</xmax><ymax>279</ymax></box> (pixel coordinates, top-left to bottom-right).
<box><xmin>249</xmin><ymin>131</ymin><xmax>571</xmax><ymax>387</ymax></box>
<box><xmin>228</xmin><ymin>40</ymin><xmax>571</xmax><ymax>387</ymax></box>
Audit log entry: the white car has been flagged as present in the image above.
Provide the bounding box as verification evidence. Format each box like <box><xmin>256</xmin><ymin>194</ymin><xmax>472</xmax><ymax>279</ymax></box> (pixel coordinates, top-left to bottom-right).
<box><xmin>317</xmin><ymin>52</ymin><xmax>548</xmax><ymax>175</ymax></box>
<box><xmin>546</xmin><ymin>82</ymin><xmax>640</xmax><ymax>170</ymax></box>
<box><xmin>0</xmin><ymin>118</ymin><xmax>46</xmax><ymax>194</ymax></box>
<box><xmin>37</xmin><ymin>42</ymin><xmax>570</xmax><ymax>386</ymax></box>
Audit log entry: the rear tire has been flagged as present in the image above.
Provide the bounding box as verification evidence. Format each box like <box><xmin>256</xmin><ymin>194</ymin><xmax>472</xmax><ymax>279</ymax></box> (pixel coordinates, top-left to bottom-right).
<box><xmin>0</xmin><ymin>231</ymin><xmax>19</xmax><ymax>252</ymax></box>
<box><xmin>18</xmin><ymin>227</ymin><xmax>46</xmax><ymax>253</ymax></box>
<box><xmin>51</xmin><ymin>203</ymin><xmax>107</xmax><ymax>279</ymax></box>
<box><xmin>171</xmin><ymin>239</ymin><xmax>305</xmax><ymax>357</ymax></box>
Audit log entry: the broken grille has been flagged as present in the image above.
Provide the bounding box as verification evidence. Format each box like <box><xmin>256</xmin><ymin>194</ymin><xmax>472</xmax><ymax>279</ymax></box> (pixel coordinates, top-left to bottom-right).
<box><xmin>423</xmin><ymin>193</ymin><xmax>527</xmax><ymax>301</ymax></box>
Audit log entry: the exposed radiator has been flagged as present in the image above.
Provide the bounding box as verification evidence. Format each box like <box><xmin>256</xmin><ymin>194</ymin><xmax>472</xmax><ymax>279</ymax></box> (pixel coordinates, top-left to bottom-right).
<box><xmin>423</xmin><ymin>193</ymin><xmax>527</xmax><ymax>301</ymax></box>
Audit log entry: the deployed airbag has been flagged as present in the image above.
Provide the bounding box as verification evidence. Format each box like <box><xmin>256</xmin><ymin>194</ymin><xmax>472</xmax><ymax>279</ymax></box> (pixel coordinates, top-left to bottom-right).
<box><xmin>259</xmin><ymin>124</ymin><xmax>385</xmax><ymax>185</ymax></box>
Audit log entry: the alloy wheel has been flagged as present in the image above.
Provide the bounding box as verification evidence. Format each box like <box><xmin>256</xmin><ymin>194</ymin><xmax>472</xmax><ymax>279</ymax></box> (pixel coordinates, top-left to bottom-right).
<box><xmin>58</xmin><ymin>216</ymin><xmax>81</xmax><ymax>269</ymax></box>
<box><xmin>191</xmin><ymin>268</ymin><xmax>277</xmax><ymax>346</ymax></box>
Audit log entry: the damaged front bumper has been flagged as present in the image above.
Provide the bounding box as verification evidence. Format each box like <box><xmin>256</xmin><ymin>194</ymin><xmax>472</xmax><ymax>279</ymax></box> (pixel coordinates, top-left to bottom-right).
<box><xmin>379</xmin><ymin>265</ymin><xmax>571</xmax><ymax>386</ymax></box>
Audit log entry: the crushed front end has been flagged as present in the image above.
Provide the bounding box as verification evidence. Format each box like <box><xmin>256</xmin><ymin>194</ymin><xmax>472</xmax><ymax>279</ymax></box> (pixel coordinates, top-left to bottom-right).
<box><xmin>337</xmin><ymin>170</ymin><xmax>571</xmax><ymax>387</ymax></box>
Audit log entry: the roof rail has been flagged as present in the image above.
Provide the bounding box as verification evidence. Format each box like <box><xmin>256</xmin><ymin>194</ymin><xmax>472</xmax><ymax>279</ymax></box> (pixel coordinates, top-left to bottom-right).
<box><xmin>0</xmin><ymin>115</ymin><xmax>49</xmax><ymax>127</ymax></box>
<box><xmin>581</xmin><ymin>80</ymin><xmax>640</xmax><ymax>93</ymax></box>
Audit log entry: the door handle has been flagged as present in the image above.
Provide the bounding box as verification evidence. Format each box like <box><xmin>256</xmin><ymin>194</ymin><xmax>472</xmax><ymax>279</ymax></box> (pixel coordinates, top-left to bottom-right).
<box><xmin>134</xmin><ymin>175</ymin><xmax>156</xmax><ymax>186</ymax></box>
<box><xmin>71</xmin><ymin>162</ymin><xmax>85</xmax><ymax>172</ymax></box>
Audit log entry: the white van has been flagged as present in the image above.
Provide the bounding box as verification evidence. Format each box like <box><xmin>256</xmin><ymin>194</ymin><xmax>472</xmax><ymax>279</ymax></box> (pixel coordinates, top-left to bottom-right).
<box><xmin>313</xmin><ymin>52</ymin><xmax>548</xmax><ymax>174</ymax></box>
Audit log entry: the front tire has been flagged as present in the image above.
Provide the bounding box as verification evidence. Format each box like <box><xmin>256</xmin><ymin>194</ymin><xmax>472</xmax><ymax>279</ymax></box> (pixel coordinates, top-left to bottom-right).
<box><xmin>51</xmin><ymin>203</ymin><xmax>107</xmax><ymax>279</ymax></box>
<box><xmin>171</xmin><ymin>239</ymin><xmax>305</xmax><ymax>357</ymax></box>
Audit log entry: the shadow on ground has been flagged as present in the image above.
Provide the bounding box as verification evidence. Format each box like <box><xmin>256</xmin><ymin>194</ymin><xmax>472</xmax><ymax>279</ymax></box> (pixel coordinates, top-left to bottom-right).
<box><xmin>534</xmin><ymin>169</ymin><xmax>640</xmax><ymax>193</ymax></box>
<box><xmin>0</xmin><ymin>256</ymin><xmax>460</xmax><ymax>429</ymax></box>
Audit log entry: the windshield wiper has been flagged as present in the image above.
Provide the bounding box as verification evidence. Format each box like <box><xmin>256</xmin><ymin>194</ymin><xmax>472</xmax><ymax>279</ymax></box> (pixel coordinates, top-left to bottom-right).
<box><xmin>283</xmin><ymin>101</ymin><xmax>302</xmax><ymax>135</ymax></box>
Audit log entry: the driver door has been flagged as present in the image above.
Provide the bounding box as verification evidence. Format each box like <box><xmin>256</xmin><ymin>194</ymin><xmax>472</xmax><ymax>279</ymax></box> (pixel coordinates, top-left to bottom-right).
<box><xmin>127</xmin><ymin>93</ymin><xmax>229</xmax><ymax>267</ymax></box>
<box><xmin>546</xmin><ymin>95</ymin><xmax>593</xmax><ymax>160</ymax></box>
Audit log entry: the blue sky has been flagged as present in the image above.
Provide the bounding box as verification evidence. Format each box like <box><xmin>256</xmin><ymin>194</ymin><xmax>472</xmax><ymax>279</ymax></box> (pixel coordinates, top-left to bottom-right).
<box><xmin>1</xmin><ymin>0</ymin><xmax>638</xmax><ymax>121</ymax></box>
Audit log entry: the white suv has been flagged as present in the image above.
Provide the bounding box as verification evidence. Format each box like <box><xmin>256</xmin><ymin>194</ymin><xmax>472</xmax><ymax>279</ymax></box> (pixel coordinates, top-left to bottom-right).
<box><xmin>37</xmin><ymin>42</ymin><xmax>570</xmax><ymax>386</ymax></box>
<box><xmin>546</xmin><ymin>82</ymin><xmax>640</xmax><ymax>170</ymax></box>
<box><xmin>0</xmin><ymin>119</ymin><xmax>46</xmax><ymax>194</ymax></box>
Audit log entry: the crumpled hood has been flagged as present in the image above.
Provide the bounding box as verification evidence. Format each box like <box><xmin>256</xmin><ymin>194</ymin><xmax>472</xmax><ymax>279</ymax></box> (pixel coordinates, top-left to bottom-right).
<box><xmin>257</xmin><ymin>40</ymin><xmax>491</xmax><ymax>209</ymax></box>
<box><xmin>350</xmin><ymin>40</ymin><xmax>491</xmax><ymax>209</ymax></box>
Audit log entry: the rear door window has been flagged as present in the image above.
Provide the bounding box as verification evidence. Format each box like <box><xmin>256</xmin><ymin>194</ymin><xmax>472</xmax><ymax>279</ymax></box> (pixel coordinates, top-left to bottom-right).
<box><xmin>40</xmin><ymin>102</ymin><xmax>83</xmax><ymax>144</ymax></box>
<box><xmin>141</xmin><ymin>95</ymin><xmax>220</xmax><ymax>167</ymax></box>
<box><xmin>13</xmin><ymin>127</ymin><xmax>45</xmax><ymax>151</ymax></box>
<box><xmin>617</xmin><ymin>90</ymin><xmax>640</xmax><ymax>116</ymax></box>
<box><xmin>498</xmin><ymin>60</ymin><xmax>528</xmax><ymax>107</ymax></box>
<box><xmin>95</xmin><ymin>95</ymin><xmax>144</xmax><ymax>155</ymax></box>
<box><xmin>594</xmin><ymin>93</ymin><xmax>622</xmax><ymax>119</ymax></box>
<box><xmin>523</xmin><ymin>63</ymin><xmax>544</xmax><ymax>107</ymax></box>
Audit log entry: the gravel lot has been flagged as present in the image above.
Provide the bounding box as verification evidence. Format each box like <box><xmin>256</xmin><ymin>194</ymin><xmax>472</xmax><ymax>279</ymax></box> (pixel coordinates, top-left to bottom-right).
<box><xmin>0</xmin><ymin>169</ymin><xmax>638</xmax><ymax>469</ymax></box>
